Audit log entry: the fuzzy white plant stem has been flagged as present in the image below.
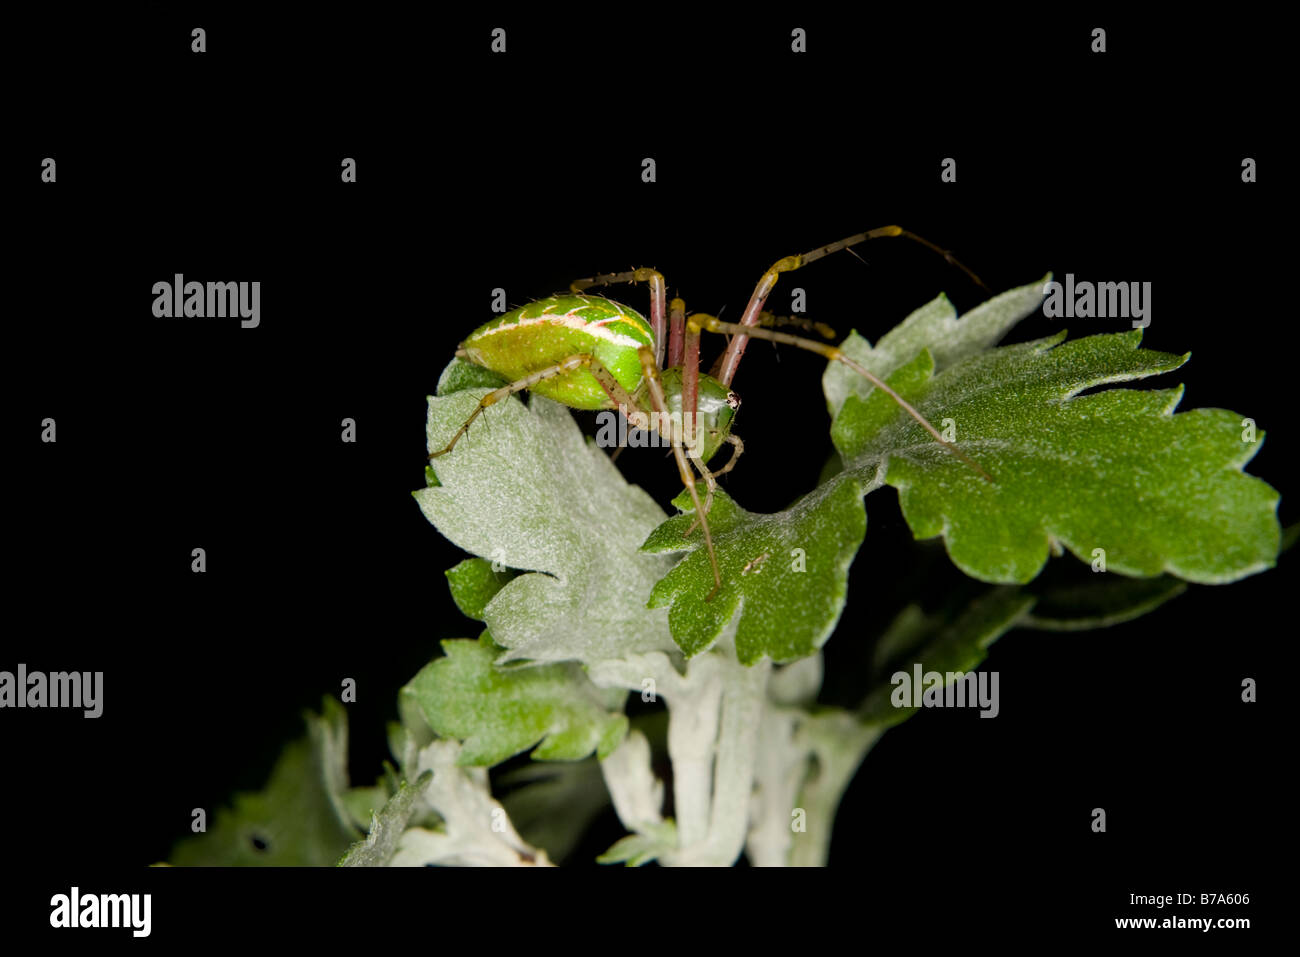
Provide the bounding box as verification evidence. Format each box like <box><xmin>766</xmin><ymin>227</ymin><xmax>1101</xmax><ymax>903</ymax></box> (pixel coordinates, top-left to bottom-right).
<box><xmin>599</xmin><ymin>729</ymin><xmax>664</xmax><ymax>833</ymax></box>
<box><xmin>745</xmin><ymin>706</ymin><xmax>807</xmax><ymax>866</ymax></box>
<box><xmin>588</xmin><ymin>650</ymin><xmax>722</xmax><ymax>848</ymax></box>
<box><xmin>789</xmin><ymin>714</ymin><xmax>883</xmax><ymax>867</ymax></box>
<box><xmin>664</xmin><ymin>654</ymin><xmax>725</xmax><ymax>848</ymax></box>
<box><xmin>389</xmin><ymin>740</ymin><xmax>552</xmax><ymax>866</ymax></box>
<box><xmin>667</xmin><ymin>653</ymin><xmax>771</xmax><ymax>866</ymax></box>
<box><xmin>589</xmin><ymin>648</ymin><xmax>773</xmax><ymax>865</ymax></box>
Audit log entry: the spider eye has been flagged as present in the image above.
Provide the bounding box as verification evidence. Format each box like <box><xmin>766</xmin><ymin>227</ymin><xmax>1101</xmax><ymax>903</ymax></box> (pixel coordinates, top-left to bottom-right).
<box><xmin>726</xmin><ymin>392</ymin><xmax>741</xmax><ymax>410</ymax></box>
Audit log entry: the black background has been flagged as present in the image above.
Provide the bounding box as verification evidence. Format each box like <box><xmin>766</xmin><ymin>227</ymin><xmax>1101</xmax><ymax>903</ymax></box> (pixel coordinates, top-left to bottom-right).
<box><xmin>8</xmin><ymin>7</ymin><xmax>1288</xmax><ymax>943</ymax></box>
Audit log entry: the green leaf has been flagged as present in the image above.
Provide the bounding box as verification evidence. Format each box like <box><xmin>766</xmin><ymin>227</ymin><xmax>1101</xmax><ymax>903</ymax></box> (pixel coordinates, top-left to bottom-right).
<box><xmin>858</xmin><ymin>587</ymin><xmax>1034</xmax><ymax>728</ymax></box>
<box><xmin>1019</xmin><ymin>574</ymin><xmax>1187</xmax><ymax>631</ymax></box>
<box><xmin>416</xmin><ymin>365</ymin><xmax>679</xmax><ymax>665</ymax></box>
<box><xmin>831</xmin><ymin>329</ymin><xmax>1281</xmax><ymax>585</ymax></box>
<box><xmin>402</xmin><ymin>633</ymin><xmax>629</xmax><ymax>767</ymax></box>
<box><xmin>597</xmin><ymin>820</ymin><xmax>678</xmax><ymax>867</ymax></box>
<box><xmin>641</xmin><ymin>475</ymin><xmax>870</xmax><ymax>665</ymax></box>
<box><xmin>338</xmin><ymin>772</ymin><xmax>433</xmax><ymax>867</ymax></box>
<box><xmin>168</xmin><ymin>698</ymin><xmax>359</xmax><ymax>866</ymax></box>
<box><xmin>445</xmin><ymin>557</ymin><xmax>517</xmax><ymax>621</ymax></box>
<box><xmin>823</xmin><ymin>275</ymin><xmax>1050</xmax><ymax>419</ymax></box>
<box><xmin>436</xmin><ymin>357</ymin><xmax>508</xmax><ymax>395</ymax></box>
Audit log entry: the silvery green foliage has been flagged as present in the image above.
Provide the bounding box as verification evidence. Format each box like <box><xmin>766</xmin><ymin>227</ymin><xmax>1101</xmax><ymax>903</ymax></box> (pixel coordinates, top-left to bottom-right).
<box><xmin>385</xmin><ymin>281</ymin><xmax>1282</xmax><ymax>866</ymax></box>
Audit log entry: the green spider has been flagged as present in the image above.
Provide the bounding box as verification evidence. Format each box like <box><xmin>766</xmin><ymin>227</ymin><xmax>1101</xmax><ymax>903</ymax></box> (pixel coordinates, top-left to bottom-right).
<box><xmin>429</xmin><ymin>228</ymin><xmax>990</xmax><ymax>599</ymax></box>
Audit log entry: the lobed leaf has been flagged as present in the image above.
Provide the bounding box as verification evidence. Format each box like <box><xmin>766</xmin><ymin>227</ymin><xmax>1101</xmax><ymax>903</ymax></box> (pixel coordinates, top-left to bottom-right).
<box><xmin>823</xmin><ymin>275</ymin><xmax>1051</xmax><ymax>418</ymax></box>
<box><xmin>831</xmin><ymin>329</ymin><xmax>1281</xmax><ymax>585</ymax></box>
<box><xmin>597</xmin><ymin>820</ymin><xmax>679</xmax><ymax>867</ymax></box>
<box><xmin>415</xmin><ymin>361</ymin><xmax>679</xmax><ymax>665</ymax></box>
<box><xmin>445</xmin><ymin>557</ymin><xmax>517</xmax><ymax>621</ymax></box>
<box><xmin>167</xmin><ymin>698</ymin><xmax>359</xmax><ymax>866</ymax></box>
<box><xmin>402</xmin><ymin>634</ymin><xmax>629</xmax><ymax>767</ymax></box>
<box><xmin>641</xmin><ymin>476</ymin><xmax>870</xmax><ymax>665</ymax></box>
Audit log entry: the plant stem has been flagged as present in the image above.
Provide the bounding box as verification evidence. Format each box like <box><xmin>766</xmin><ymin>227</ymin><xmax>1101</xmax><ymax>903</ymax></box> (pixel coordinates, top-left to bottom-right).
<box><xmin>789</xmin><ymin>714</ymin><xmax>882</xmax><ymax>867</ymax></box>
<box><xmin>665</xmin><ymin>653</ymin><xmax>724</xmax><ymax>848</ymax></box>
<box><xmin>588</xmin><ymin>648</ymin><xmax>773</xmax><ymax>865</ymax></box>
<box><xmin>669</xmin><ymin>651</ymin><xmax>771</xmax><ymax>866</ymax></box>
<box><xmin>745</xmin><ymin>706</ymin><xmax>806</xmax><ymax>866</ymax></box>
